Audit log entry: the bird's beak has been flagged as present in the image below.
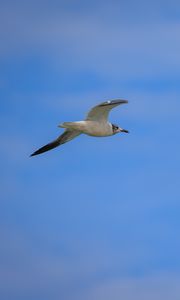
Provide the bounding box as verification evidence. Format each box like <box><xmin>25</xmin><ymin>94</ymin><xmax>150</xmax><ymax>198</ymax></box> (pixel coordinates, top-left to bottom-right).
<box><xmin>121</xmin><ymin>129</ymin><xmax>129</xmax><ymax>133</ymax></box>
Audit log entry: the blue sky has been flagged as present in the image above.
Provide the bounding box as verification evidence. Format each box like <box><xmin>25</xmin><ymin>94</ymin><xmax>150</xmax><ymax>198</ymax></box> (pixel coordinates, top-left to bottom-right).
<box><xmin>1</xmin><ymin>0</ymin><xmax>180</xmax><ymax>299</ymax></box>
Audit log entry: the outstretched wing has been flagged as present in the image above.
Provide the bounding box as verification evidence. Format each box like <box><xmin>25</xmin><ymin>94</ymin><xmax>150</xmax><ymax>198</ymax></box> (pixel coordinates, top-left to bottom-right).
<box><xmin>30</xmin><ymin>129</ymin><xmax>81</xmax><ymax>156</ymax></box>
<box><xmin>86</xmin><ymin>99</ymin><xmax>128</xmax><ymax>122</ymax></box>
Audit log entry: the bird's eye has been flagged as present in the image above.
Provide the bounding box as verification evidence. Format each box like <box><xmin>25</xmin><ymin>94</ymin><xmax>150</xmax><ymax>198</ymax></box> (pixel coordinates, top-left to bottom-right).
<box><xmin>112</xmin><ymin>124</ymin><xmax>119</xmax><ymax>131</ymax></box>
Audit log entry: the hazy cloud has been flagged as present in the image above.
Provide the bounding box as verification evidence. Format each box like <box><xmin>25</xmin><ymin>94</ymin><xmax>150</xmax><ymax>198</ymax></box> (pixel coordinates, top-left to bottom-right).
<box><xmin>1</xmin><ymin>1</ymin><xmax>180</xmax><ymax>80</ymax></box>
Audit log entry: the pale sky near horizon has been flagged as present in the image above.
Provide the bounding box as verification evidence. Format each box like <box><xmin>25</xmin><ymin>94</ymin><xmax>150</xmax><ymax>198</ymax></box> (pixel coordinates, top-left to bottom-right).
<box><xmin>1</xmin><ymin>1</ymin><xmax>180</xmax><ymax>299</ymax></box>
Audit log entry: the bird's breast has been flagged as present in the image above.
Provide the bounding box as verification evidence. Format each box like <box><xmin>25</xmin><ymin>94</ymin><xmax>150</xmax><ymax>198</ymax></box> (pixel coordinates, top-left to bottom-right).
<box><xmin>81</xmin><ymin>121</ymin><xmax>113</xmax><ymax>137</ymax></box>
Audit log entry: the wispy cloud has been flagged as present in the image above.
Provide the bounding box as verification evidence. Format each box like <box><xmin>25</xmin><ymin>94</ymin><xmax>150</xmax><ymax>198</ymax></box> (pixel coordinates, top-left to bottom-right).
<box><xmin>1</xmin><ymin>1</ymin><xmax>180</xmax><ymax>80</ymax></box>
<box><xmin>1</xmin><ymin>225</ymin><xmax>180</xmax><ymax>300</ymax></box>
<box><xmin>82</xmin><ymin>274</ymin><xmax>180</xmax><ymax>300</ymax></box>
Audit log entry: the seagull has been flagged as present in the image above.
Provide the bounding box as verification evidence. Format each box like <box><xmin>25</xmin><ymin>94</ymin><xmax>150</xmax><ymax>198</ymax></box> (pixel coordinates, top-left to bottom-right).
<box><xmin>30</xmin><ymin>99</ymin><xmax>129</xmax><ymax>156</ymax></box>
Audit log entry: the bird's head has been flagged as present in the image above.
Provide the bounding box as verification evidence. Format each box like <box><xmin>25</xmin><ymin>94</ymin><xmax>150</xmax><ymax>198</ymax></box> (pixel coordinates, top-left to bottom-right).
<box><xmin>112</xmin><ymin>124</ymin><xmax>129</xmax><ymax>135</ymax></box>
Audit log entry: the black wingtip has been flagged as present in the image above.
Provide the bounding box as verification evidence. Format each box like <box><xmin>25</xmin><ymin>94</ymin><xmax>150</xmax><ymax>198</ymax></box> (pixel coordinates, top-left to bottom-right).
<box><xmin>30</xmin><ymin>149</ymin><xmax>47</xmax><ymax>157</ymax></box>
<box><xmin>29</xmin><ymin>139</ymin><xmax>60</xmax><ymax>157</ymax></box>
<box><xmin>99</xmin><ymin>99</ymin><xmax>128</xmax><ymax>107</ymax></box>
<box><xmin>112</xmin><ymin>99</ymin><xmax>128</xmax><ymax>104</ymax></box>
<box><xmin>30</xmin><ymin>151</ymin><xmax>38</xmax><ymax>157</ymax></box>
<box><xmin>30</xmin><ymin>148</ymin><xmax>46</xmax><ymax>157</ymax></box>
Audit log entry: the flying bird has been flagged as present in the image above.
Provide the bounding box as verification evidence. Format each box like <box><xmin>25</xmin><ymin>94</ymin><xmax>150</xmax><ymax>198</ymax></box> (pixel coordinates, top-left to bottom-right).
<box><xmin>30</xmin><ymin>99</ymin><xmax>129</xmax><ymax>156</ymax></box>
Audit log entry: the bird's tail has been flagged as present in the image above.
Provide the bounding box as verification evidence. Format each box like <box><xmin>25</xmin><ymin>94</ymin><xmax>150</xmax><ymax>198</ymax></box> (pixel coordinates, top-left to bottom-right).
<box><xmin>58</xmin><ymin>122</ymin><xmax>77</xmax><ymax>129</ymax></box>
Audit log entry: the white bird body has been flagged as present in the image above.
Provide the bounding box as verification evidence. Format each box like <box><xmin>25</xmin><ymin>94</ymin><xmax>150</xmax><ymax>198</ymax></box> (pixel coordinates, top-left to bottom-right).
<box><xmin>30</xmin><ymin>99</ymin><xmax>129</xmax><ymax>156</ymax></box>
<box><xmin>60</xmin><ymin>121</ymin><xmax>113</xmax><ymax>137</ymax></box>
